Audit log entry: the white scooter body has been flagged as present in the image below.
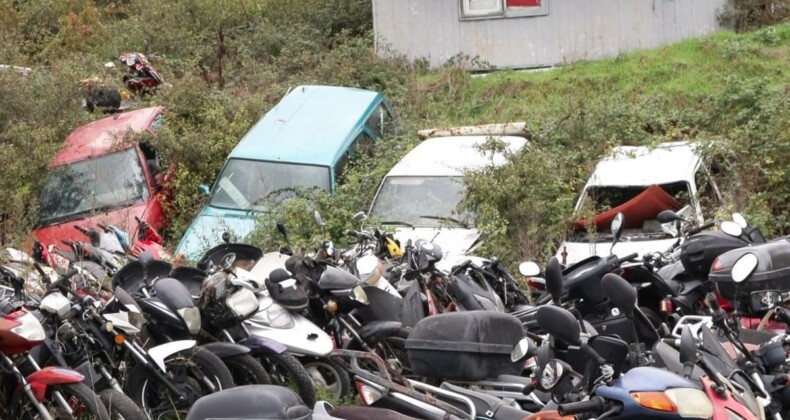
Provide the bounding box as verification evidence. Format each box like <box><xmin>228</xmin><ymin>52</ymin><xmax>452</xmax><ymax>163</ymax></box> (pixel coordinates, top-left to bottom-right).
<box><xmin>238</xmin><ymin>253</ymin><xmax>334</xmax><ymax>357</ymax></box>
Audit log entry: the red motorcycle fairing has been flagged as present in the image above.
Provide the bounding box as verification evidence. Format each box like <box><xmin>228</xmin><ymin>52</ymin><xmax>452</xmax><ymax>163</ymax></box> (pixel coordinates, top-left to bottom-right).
<box><xmin>701</xmin><ymin>377</ymin><xmax>757</xmax><ymax>420</ymax></box>
<box><xmin>24</xmin><ymin>367</ymin><xmax>85</xmax><ymax>402</ymax></box>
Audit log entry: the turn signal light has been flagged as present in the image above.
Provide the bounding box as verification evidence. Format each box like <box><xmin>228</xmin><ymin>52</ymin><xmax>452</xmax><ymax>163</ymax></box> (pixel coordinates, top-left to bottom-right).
<box><xmin>114</xmin><ymin>334</ymin><xmax>125</xmax><ymax>345</ymax></box>
<box><xmin>631</xmin><ymin>392</ymin><xmax>677</xmax><ymax>412</ymax></box>
<box><xmin>325</xmin><ymin>300</ymin><xmax>338</xmax><ymax>314</ymax></box>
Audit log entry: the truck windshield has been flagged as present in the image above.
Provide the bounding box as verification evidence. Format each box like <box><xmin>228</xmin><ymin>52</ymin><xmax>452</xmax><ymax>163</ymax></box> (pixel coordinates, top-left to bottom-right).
<box><xmin>571</xmin><ymin>181</ymin><xmax>691</xmax><ymax>240</ymax></box>
<box><xmin>370</xmin><ymin>176</ymin><xmax>472</xmax><ymax>228</ymax></box>
<box><xmin>38</xmin><ymin>148</ymin><xmax>149</xmax><ymax>224</ymax></box>
<box><xmin>209</xmin><ymin>159</ymin><xmax>331</xmax><ymax>211</ymax></box>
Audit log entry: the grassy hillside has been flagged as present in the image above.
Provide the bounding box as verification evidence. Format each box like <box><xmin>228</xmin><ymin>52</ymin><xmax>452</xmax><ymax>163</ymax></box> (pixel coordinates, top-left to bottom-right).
<box><xmin>0</xmin><ymin>0</ymin><xmax>788</xmax><ymax>268</ymax></box>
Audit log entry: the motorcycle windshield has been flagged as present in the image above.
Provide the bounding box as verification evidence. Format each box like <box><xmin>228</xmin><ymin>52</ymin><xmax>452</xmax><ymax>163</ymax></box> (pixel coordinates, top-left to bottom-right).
<box><xmin>39</xmin><ymin>148</ymin><xmax>148</xmax><ymax>225</ymax></box>
<box><xmin>317</xmin><ymin>266</ymin><xmax>361</xmax><ymax>291</ymax></box>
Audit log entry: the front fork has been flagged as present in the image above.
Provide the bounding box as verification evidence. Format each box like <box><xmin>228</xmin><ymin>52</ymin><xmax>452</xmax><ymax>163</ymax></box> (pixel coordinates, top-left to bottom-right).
<box><xmin>0</xmin><ymin>353</ymin><xmax>68</xmax><ymax>420</ymax></box>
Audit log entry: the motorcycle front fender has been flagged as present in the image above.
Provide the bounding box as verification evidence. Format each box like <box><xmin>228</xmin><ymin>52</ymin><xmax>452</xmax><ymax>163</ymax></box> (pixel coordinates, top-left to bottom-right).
<box><xmin>201</xmin><ymin>342</ymin><xmax>250</xmax><ymax>359</ymax></box>
<box><xmin>25</xmin><ymin>366</ymin><xmax>85</xmax><ymax>402</ymax></box>
<box><xmin>240</xmin><ymin>335</ymin><xmax>288</xmax><ymax>355</ymax></box>
<box><xmin>148</xmin><ymin>339</ymin><xmax>196</xmax><ymax>372</ymax></box>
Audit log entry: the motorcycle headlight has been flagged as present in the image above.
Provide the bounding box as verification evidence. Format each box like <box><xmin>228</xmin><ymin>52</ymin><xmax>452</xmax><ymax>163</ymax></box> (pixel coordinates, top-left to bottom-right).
<box><xmin>226</xmin><ymin>288</ymin><xmax>259</xmax><ymax>319</ymax></box>
<box><xmin>265</xmin><ymin>305</ymin><xmax>295</xmax><ymax>329</ymax></box>
<box><xmin>350</xmin><ymin>285</ymin><xmax>368</xmax><ymax>305</ymax></box>
<box><xmin>176</xmin><ymin>307</ymin><xmax>202</xmax><ymax>335</ymax></box>
<box><xmin>640</xmin><ymin>388</ymin><xmax>713</xmax><ymax>418</ymax></box>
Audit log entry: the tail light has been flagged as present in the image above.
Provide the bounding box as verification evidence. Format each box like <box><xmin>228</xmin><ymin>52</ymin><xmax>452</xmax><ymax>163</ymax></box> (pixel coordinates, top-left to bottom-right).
<box><xmin>527</xmin><ymin>278</ymin><xmax>545</xmax><ymax>290</ymax></box>
<box><xmin>710</xmin><ymin>257</ymin><xmax>724</xmax><ymax>273</ymax></box>
<box><xmin>355</xmin><ymin>381</ymin><xmax>383</xmax><ymax>406</ymax></box>
<box><xmin>660</xmin><ymin>299</ymin><xmax>673</xmax><ymax>314</ymax></box>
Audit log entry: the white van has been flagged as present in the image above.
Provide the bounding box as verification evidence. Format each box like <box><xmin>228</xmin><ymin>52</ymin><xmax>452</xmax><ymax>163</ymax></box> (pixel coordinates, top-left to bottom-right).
<box><xmin>369</xmin><ymin>128</ymin><xmax>527</xmax><ymax>269</ymax></box>
<box><xmin>556</xmin><ymin>141</ymin><xmax>720</xmax><ymax>266</ymax></box>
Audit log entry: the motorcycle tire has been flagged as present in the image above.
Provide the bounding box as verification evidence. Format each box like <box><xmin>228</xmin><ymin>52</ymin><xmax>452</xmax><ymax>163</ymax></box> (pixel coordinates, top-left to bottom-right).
<box><xmin>98</xmin><ymin>388</ymin><xmax>147</xmax><ymax>420</ymax></box>
<box><xmin>224</xmin><ymin>354</ymin><xmax>271</xmax><ymax>386</ymax></box>
<box><xmin>16</xmin><ymin>382</ymin><xmax>111</xmax><ymax>419</ymax></box>
<box><xmin>259</xmin><ymin>352</ymin><xmax>316</xmax><ymax>406</ymax></box>
<box><xmin>301</xmin><ymin>356</ymin><xmax>351</xmax><ymax>400</ymax></box>
<box><xmin>125</xmin><ymin>346</ymin><xmax>234</xmax><ymax>418</ymax></box>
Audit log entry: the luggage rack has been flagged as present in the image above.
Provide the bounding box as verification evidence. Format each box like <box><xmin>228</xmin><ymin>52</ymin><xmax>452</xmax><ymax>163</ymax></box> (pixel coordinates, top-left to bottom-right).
<box><xmin>331</xmin><ymin>349</ymin><xmax>477</xmax><ymax>420</ymax></box>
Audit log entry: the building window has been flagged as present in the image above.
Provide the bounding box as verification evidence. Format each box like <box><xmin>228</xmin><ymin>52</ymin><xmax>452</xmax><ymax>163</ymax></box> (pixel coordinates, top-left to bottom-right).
<box><xmin>460</xmin><ymin>0</ymin><xmax>549</xmax><ymax>20</ymax></box>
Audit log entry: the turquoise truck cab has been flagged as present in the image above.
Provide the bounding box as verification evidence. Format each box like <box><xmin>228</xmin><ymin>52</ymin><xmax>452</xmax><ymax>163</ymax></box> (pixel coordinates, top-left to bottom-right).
<box><xmin>176</xmin><ymin>85</ymin><xmax>393</xmax><ymax>259</ymax></box>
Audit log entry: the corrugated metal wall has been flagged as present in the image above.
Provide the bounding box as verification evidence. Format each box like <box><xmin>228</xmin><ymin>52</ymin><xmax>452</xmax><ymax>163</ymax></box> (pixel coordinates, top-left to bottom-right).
<box><xmin>373</xmin><ymin>0</ymin><xmax>728</xmax><ymax>69</ymax></box>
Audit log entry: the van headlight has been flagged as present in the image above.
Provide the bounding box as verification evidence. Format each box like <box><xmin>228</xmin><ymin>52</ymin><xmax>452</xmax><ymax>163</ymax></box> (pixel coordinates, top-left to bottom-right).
<box><xmin>226</xmin><ymin>288</ymin><xmax>259</xmax><ymax>319</ymax></box>
<box><xmin>265</xmin><ymin>305</ymin><xmax>295</xmax><ymax>329</ymax></box>
<box><xmin>176</xmin><ymin>307</ymin><xmax>202</xmax><ymax>335</ymax></box>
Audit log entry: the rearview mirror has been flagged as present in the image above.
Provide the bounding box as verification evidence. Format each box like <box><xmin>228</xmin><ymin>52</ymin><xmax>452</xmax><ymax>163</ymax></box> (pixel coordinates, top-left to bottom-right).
<box><xmin>611</xmin><ymin>212</ymin><xmax>624</xmax><ymax>240</ymax></box>
<box><xmin>536</xmin><ymin>305</ymin><xmax>580</xmax><ymax>346</ymax></box>
<box><xmin>197</xmin><ymin>184</ymin><xmax>210</xmax><ymax>196</ymax></box>
<box><xmin>545</xmin><ymin>257</ymin><xmax>563</xmax><ymax>305</ymax></box>
<box><xmin>731</xmin><ymin>253</ymin><xmax>758</xmax><ymax>283</ymax></box>
<box><xmin>276</xmin><ymin>221</ymin><xmax>288</xmax><ymax>240</ymax></box>
<box><xmin>352</xmin><ymin>212</ymin><xmax>367</xmax><ymax>222</ymax></box>
<box><xmin>314</xmin><ymin>210</ymin><xmax>324</xmax><ymax>227</ymax></box>
<box><xmin>601</xmin><ymin>273</ymin><xmax>637</xmax><ymax>317</ymax></box>
<box><xmin>720</xmin><ymin>221</ymin><xmax>743</xmax><ymax>238</ymax></box>
<box><xmin>657</xmin><ymin>210</ymin><xmax>683</xmax><ymax>224</ymax></box>
<box><xmin>510</xmin><ymin>338</ymin><xmax>531</xmax><ymax>362</ymax></box>
<box><xmin>679</xmin><ymin>325</ymin><xmax>696</xmax><ymax>378</ymax></box>
<box><xmin>518</xmin><ymin>261</ymin><xmax>540</xmax><ymax>277</ymax></box>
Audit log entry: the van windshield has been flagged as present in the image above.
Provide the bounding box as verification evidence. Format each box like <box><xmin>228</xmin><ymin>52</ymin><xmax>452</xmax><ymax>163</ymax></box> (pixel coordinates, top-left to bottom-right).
<box><xmin>39</xmin><ymin>148</ymin><xmax>149</xmax><ymax>224</ymax></box>
<box><xmin>370</xmin><ymin>176</ymin><xmax>472</xmax><ymax>228</ymax></box>
<box><xmin>209</xmin><ymin>159</ymin><xmax>331</xmax><ymax>211</ymax></box>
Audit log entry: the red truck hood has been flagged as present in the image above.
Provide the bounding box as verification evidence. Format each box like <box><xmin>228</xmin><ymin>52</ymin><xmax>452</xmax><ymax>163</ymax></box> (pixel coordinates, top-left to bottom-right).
<box><xmin>34</xmin><ymin>202</ymin><xmax>149</xmax><ymax>251</ymax></box>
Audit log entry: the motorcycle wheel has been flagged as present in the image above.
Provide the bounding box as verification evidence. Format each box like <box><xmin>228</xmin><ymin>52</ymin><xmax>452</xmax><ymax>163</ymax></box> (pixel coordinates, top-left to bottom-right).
<box><xmin>259</xmin><ymin>352</ymin><xmax>316</xmax><ymax>406</ymax></box>
<box><xmin>98</xmin><ymin>388</ymin><xmax>147</xmax><ymax>420</ymax></box>
<box><xmin>224</xmin><ymin>354</ymin><xmax>271</xmax><ymax>385</ymax></box>
<box><xmin>125</xmin><ymin>346</ymin><xmax>233</xmax><ymax>418</ymax></box>
<box><xmin>301</xmin><ymin>356</ymin><xmax>351</xmax><ymax>400</ymax></box>
<box><xmin>16</xmin><ymin>382</ymin><xmax>111</xmax><ymax>419</ymax></box>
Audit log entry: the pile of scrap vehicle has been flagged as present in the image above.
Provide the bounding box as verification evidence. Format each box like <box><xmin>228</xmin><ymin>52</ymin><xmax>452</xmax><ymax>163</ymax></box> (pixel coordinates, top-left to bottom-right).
<box><xmin>3</xmin><ymin>79</ymin><xmax>790</xmax><ymax>420</ymax></box>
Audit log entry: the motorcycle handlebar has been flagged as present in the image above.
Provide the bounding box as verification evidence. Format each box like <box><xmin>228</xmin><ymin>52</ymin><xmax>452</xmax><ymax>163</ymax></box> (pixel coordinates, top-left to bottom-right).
<box><xmin>557</xmin><ymin>396</ymin><xmax>606</xmax><ymax>416</ymax></box>
<box><xmin>617</xmin><ymin>253</ymin><xmax>640</xmax><ymax>265</ymax></box>
<box><xmin>688</xmin><ymin>221</ymin><xmax>716</xmax><ymax>236</ymax></box>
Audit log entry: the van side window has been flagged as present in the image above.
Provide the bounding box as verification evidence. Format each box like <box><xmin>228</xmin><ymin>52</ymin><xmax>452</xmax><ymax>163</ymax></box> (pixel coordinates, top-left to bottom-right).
<box><xmin>365</xmin><ymin>105</ymin><xmax>393</xmax><ymax>138</ymax></box>
<box><xmin>335</xmin><ymin>132</ymin><xmax>373</xmax><ymax>183</ymax></box>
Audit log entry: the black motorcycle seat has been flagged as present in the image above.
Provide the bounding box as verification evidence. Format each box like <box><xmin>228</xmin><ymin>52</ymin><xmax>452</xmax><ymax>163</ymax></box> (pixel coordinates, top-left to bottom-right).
<box><xmin>439</xmin><ymin>382</ymin><xmax>530</xmax><ymax>420</ymax></box>
<box><xmin>357</xmin><ymin>321</ymin><xmax>403</xmax><ymax>345</ymax></box>
<box><xmin>185</xmin><ymin>385</ymin><xmax>311</xmax><ymax>420</ymax></box>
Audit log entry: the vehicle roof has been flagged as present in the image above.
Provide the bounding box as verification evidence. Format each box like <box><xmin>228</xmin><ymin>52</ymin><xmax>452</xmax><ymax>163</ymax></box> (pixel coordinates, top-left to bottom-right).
<box><xmin>585</xmin><ymin>141</ymin><xmax>703</xmax><ymax>187</ymax></box>
<box><xmin>230</xmin><ymin>85</ymin><xmax>384</xmax><ymax>166</ymax></box>
<box><xmin>384</xmin><ymin>136</ymin><xmax>527</xmax><ymax>177</ymax></box>
<box><xmin>49</xmin><ymin>107</ymin><xmax>164</xmax><ymax>167</ymax></box>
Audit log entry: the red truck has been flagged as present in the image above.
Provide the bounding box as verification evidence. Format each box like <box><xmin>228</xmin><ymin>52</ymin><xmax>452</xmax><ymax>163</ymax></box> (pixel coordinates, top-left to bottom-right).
<box><xmin>34</xmin><ymin>106</ymin><xmax>169</xmax><ymax>252</ymax></box>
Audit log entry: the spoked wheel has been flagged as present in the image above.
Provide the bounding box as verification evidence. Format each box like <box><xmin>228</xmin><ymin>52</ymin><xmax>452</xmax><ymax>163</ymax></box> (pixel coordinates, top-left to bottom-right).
<box><xmin>258</xmin><ymin>352</ymin><xmax>316</xmax><ymax>406</ymax></box>
<box><xmin>223</xmin><ymin>354</ymin><xmax>271</xmax><ymax>385</ymax></box>
<box><xmin>15</xmin><ymin>383</ymin><xmax>111</xmax><ymax>419</ymax></box>
<box><xmin>98</xmin><ymin>388</ymin><xmax>147</xmax><ymax>420</ymax></box>
<box><xmin>125</xmin><ymin>347</ymin><xmax>233</xmax><ymax>418</ymax></box>
<box><xmin>301</xmin><ymin>357</ymin><xmax>351</xmax><ymax>400</ymax></box>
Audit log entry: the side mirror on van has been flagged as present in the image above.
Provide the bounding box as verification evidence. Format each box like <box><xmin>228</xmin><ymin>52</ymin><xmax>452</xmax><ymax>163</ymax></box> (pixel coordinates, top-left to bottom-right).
<box><xmin>197</xmin><ymin>184</ymin><xmax>210</xmax><ymax>197</ymax></box>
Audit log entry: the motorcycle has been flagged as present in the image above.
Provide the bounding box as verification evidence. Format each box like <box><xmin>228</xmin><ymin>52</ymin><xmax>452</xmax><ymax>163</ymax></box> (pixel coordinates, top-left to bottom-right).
<box><xmin>0</xmin><ymin>270</ymin><xmax>110</xmax><ymax>419</ymax></box>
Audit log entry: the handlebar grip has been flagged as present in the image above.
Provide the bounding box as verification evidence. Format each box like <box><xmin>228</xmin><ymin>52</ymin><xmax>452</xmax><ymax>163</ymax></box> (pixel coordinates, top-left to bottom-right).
<box><xmin>558</xmin><ymin>396</ymin><xmax>606</xmax><ymax>416</ymax></box>
<box><xmin>618</xmin><ymin>252</ymin><xmax>640</xmax><ymax>264</ymax></box>
<box><xmin>59</xmin><ymin>268</ymin><xmax>80</xmax><ymax>283</ymax></box>
<box><xmin>689</xmin><ymin>221</ymin><xmax>716</xmax><ymax>236</ymax></box>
